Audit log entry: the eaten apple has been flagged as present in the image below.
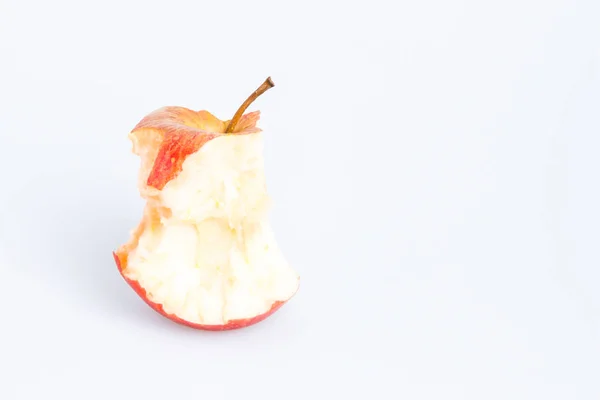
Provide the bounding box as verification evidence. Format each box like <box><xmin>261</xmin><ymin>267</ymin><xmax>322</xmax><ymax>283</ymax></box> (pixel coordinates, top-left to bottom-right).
<box><xmin>114</xmin><ymin>77</ymin><xmax>299</xmax><ymax>330</ymax></box>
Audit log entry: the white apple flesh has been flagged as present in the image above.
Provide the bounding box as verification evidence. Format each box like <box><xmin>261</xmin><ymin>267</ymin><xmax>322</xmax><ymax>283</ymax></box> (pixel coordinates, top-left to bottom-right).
<box><xmin>122</xmin><ymin>132</ymin><xmax>299</xmax><ymax>327</ymax></box>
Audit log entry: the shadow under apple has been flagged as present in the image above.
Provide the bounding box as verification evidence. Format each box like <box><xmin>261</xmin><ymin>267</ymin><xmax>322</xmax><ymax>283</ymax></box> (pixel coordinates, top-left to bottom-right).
<box><xmin>0</xmin><ymin>174</ymin><xmax>185</xmax><ymax>331</ymax></box>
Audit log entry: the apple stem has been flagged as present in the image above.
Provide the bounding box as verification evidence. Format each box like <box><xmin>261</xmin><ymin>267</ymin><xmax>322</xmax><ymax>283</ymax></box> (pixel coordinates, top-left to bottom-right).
<box><xmin>225</xmin><ymin>77</ymin><xmax>274</xmax><ymax>133</ymax></box>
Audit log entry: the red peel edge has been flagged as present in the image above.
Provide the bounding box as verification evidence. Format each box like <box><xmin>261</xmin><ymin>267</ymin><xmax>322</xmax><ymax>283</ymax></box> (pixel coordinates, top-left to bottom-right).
<box><xmin>113</xmin><ymin>251</ymin><xmax>289</xmax><ymax>331</ymax></box>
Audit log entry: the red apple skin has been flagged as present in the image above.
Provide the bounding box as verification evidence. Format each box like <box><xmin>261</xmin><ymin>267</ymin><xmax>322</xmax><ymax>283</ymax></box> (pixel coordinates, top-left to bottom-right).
<box><xmin>131</xmin><ymin>107</ymin><xmax>261</xmax><ymax>190</ymax></box>
<box><xmin>113</xmin><ymin>252</ymin><xmax>291</xmax><ymax>331</ymax></box>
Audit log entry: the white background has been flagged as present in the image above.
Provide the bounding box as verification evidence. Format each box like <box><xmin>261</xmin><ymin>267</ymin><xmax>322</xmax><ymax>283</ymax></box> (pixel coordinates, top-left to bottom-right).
<box><xmin>0</xmin><ymin>0</ymin><xmax>599</xmax><ymax>398</ymax></box>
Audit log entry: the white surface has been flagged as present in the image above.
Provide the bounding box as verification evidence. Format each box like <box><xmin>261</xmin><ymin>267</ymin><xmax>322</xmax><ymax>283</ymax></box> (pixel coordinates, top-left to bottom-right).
<box><xmin>0</xmin><ymin>0</ymin><xmax>599</xmax><ymax>398</ymax></box>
